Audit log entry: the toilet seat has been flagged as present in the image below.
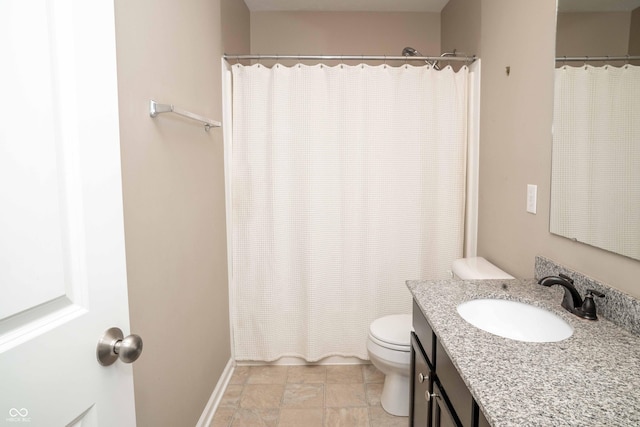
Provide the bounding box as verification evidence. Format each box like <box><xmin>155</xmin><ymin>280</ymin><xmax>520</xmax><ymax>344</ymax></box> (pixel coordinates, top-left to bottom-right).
<box><xmin>369</xmin><ymin>314</ymin><xmax>412</xmax><ymax>352</ymax></box>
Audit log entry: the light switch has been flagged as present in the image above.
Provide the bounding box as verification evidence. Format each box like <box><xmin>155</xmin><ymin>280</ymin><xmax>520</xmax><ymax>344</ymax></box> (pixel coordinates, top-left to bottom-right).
<box><xmin>527</xmin><ymin>184</ymin><xmax>537</xmax><ymax>214</ymax></box>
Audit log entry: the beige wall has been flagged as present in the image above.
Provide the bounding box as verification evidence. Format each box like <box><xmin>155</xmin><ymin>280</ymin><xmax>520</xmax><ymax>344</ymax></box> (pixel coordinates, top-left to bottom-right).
<box><xmin>556</xmin><ymin>12</ymin><xmax>631</xmax><ymax>57</ymax></box>
<box><xmin>222</xmin><ymin>0</ymin><xmax>251</xmax><ymax>55</ymax></box>
<box><xmin>469</xmin><ymin>0</ymin><xmax>640</xmax><ymax>298</ymax></box>
<box><xmin>441</xmin><ymin>0</ymin><xmax>481</xmax><ymax>58</ymax></box>
<box><xmin>250</xmin><ymin>11</ymin><xmax>440</xmax><ymax>65</ymax></box>
<box><xmin>114</xmin><ymin>0</ymin><xmax>240</xmax><ymax>425</ymax></box>
<box><xmin>629</xmin><ymin>7</ymin><xmax>640</xmax><ymax>57</ymax></box>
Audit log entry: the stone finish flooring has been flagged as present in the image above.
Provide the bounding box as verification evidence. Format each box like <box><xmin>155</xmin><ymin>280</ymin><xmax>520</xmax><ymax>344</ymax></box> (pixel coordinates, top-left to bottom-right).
<box><xmin>210</xmin><ymin>364</ymin><xmax>408</xmax><ymax>427</ymax></box>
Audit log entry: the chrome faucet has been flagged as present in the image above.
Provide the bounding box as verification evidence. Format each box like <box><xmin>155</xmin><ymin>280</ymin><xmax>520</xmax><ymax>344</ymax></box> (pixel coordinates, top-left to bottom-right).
<box><xmin>538</xmin><ymin>274</ymin><xmax>605</xmax><ymax>320</ymax></box>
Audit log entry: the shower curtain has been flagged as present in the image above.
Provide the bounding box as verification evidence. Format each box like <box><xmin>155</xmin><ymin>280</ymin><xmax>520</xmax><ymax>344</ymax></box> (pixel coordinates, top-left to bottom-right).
<box><xmin>551</xmin><ymin>64</ymin><xmax>640</xmax><ymax>259</ymax></box>
<box><xmin>230</xmin><ymin>63</ymin><xmax>469</xmax><ymax>361</ymax></box>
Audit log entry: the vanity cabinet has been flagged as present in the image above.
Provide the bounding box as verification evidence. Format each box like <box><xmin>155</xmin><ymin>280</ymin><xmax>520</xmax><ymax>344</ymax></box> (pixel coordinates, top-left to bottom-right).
<box><xmin>410</xmin><ymin>300</ymin><xmax>490</xmax><ymax>427</ymax></box>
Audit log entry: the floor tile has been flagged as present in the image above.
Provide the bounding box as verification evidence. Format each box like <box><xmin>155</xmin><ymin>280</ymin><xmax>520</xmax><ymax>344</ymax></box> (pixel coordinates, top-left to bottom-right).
<box><xmin>220</xmin><ymin>384</ymin><xmax>244</xmax><ymax>408</ymax></box>
<box><xmin>325</xmin><ymin>383</ymin><xmax>367</xmax><ymax>407</ymax></box>
<box><xmin>231</xmin><ymin>408</ymin><xmax>278</xmax><ymax>427</ymax></box>
<box><xmin>326</xmin><ymin>365</ymin><xmax>364</xmax><ymax>383</ymax></box>
<box><xmin>278</xmin><ymin>408</ymin><xmax>323</xmax><ymax>427</ymax></box>
<box><xmin>282</xmin><ymin>383</ymin><xmax>324</xmax><ymax>408</ymax></box>
<box><xmin>324</xmin><ymin>407</ymin><xmax>369</xmax><ymax>427</ymax></box>
<box><xmin>210</xmin><ymin>407</ymin><xmax>234</xmax><ymax>427</ymax></box>
<box><xmin>368</xmin><ymin>406</ymin><xmax>408</xmax><ymax>427</ymax></box>
<box><xmin>362</xmin><ymin>364</ymin><xmax>385</xmax><ymax>383</ymax></box>
<box><xmin>364</xmin><ymin>383</ymin><xmax>383</xmax><ymax>406</ymax></box>
<box><xmin>230</xmin><ymin>366</ymin><xmax>251</xmax><ymax>385</ymax></box>
<box><xmin>240</xmin><ymin>384</ymin><xmax>285</xmax><ymax>409</ymax></box>
<box><xmin>246</xmin><ymin>366</ymin><xmax>289</xmax><ymax>384</ymax></box>
<box><xmin>287</xmin><ymin>365</ymin><xmax>327</xmax><ymax>383</ymax></box>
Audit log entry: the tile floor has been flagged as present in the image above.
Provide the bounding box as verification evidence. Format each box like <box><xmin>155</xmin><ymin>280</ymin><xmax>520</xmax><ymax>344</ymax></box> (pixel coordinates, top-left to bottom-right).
<box><xmin>210</xmin><ymin>364</ymin><xmax>408</xmax><ymax>427</ymax></box>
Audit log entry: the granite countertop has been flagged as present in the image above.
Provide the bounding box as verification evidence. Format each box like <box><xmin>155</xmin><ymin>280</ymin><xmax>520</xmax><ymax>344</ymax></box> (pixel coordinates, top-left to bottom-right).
<box><xmin>407</xmin><ymin>278</ymin><xmax>640</xmax><ymax>427</ymax></box>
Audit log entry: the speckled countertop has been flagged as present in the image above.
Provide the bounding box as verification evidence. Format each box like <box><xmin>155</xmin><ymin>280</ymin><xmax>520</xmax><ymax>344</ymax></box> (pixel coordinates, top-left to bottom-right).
<box><xmin>407</xmin><ymin>278</ymin><xmax>640</xmax><ymax>427</ymax></box>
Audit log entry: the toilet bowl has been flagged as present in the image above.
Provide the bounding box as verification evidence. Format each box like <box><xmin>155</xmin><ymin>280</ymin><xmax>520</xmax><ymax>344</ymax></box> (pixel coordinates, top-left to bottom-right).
<box><xmin>366</xmin><ymin>314</ymin><xmax>412</xmax><ymax>417</ymax></box>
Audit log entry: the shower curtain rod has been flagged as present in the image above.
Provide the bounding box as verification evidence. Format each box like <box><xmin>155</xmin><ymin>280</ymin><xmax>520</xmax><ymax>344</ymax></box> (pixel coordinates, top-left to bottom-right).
<box><xmin>224</xmin><ymin>53</ymin><xmax>476</xmax><ymax>63</ymax></box>
<box><xmin>556</xmin><ymin>55</ymin><xmax>640</xmax><ymax>63</ymax></box>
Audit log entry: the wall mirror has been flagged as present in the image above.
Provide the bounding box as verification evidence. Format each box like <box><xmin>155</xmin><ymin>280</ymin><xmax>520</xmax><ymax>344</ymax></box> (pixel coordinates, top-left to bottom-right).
<box><xmin>550</xmin><ymin>0</ymin><xmax>640</xmax><ymax>260</ymax></box>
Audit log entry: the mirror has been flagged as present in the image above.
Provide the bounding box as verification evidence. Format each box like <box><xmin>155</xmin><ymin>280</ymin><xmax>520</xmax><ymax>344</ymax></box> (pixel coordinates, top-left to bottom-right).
<box><xmin>551</xmin><ymin>0</ymin><xmax>640</xmax><ymax>260</ymax></box>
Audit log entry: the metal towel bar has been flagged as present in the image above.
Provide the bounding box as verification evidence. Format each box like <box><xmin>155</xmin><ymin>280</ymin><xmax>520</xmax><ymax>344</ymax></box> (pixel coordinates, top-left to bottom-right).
<box><xmin>149</xmin><ymin>100</ymin><xmax>221</xmax><ymax>131</ymax></box>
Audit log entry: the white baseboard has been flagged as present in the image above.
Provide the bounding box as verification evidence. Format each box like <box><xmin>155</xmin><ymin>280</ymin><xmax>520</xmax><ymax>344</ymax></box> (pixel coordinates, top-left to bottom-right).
<box><xmin>195</xmin><ymin>358</ymin><xmax>235</xmax><ymax>427</ymax></box>
<box><xmin>236</xmin><ymin>356</ymin><xmax>369</xmax><ymax>366</ymax></box>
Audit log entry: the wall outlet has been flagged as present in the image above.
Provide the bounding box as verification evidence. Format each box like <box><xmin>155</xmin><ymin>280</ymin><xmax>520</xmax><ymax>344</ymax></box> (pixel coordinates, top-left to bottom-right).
<box><xmin>527</xmin><ymin>184</ymin><xmax>537</xmax><ymax>214</ymax></box>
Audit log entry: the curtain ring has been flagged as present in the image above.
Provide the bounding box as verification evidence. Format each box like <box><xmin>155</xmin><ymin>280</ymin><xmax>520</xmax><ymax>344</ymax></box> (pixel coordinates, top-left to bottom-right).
<box><xmin>584</xmin><ymin>55</ymin><xmax>588</xmax><ymax>69</ymax></box>
<box><xmin>383</xmin><ymin>55</ymin><xmax>387</xmax><ymax>68</ymax></box>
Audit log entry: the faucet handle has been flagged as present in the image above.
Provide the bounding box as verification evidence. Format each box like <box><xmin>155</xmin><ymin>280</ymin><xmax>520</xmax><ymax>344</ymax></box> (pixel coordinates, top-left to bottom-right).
<box><xmin>587</xmin><ymin>289</ymin><xmax>605</xmax><ymax>298</ymax></box>
<box><xmin>558</xmin><ymin>273</ymin><xmax>574</xmax><ymax>284</ymax></box>
<box><xmin>580</xmin><ymin>289</ymin><xmax>605</xmax><ymax>320</ymax></box>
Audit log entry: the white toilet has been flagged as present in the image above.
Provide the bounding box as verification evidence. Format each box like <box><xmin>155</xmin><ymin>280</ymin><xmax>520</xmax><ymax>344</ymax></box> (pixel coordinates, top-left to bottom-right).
<box><xmin>367</xmin><ymin>257</ymin><xmax>513</xmax><ymax>417</ymax></box>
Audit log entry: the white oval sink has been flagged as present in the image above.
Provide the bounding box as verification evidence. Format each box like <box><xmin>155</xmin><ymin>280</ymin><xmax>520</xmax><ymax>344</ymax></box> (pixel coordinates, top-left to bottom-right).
<box><xmin>457</xmin><ymin>299</ymin><xmax>573</xmax><ymax>343</ymax></box>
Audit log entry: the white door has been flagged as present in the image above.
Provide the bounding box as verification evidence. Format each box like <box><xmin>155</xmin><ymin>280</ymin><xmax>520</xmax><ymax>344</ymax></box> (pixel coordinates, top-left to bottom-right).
<box><xmin>0</xmin><ymin>0</ymin><xmax>137</xmax><ymax>426</ymax></box>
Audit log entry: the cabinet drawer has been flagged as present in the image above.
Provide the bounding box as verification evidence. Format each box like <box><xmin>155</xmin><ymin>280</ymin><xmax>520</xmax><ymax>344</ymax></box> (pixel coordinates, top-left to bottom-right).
<box><xmin>436</xmin><ymin>340</ymin><xmax>474</xmax><ymax>427</ymax></box>
<box><xmin>413</xmin><ymin>300</ymin><xmax>435</xmax><ymax>368</ymax></box>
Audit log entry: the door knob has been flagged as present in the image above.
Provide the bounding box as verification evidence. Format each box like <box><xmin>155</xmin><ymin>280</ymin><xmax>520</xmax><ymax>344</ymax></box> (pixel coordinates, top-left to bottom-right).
<box><xmin>97</xmin><ymin>327</ymin><xmax>143</xmax><ymax>366</ymax></box>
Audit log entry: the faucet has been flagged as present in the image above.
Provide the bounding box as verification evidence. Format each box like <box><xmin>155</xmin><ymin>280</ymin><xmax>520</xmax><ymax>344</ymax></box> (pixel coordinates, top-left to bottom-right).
<box><xmin>538</xmin><ymin>274</ymin><xmax>605</xmax><ymax>320</ymax></box>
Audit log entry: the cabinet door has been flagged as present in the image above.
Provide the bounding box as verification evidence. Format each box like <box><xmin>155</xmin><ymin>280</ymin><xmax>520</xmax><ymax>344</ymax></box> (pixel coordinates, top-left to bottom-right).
<box><xmin>437</xmin><ymin>341</ymin><xmax>474</xmax><ymax>427</ymax></box>
<box><xmin>432</xmin><ymin>382</ymin><xmax>460</xmax><ymax>427</ymax></box>
<box><xmin>410</xmin><ymin>333</ymin><xmax>432</xmax><ymax>427</ymax></box>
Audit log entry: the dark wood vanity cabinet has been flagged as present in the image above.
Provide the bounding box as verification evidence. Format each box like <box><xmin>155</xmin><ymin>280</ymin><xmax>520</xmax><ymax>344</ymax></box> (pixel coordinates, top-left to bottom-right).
<box><xmin>411</xmin><ymin>300</ymin><xmax>490</xmax><ymax>427</ymax></box>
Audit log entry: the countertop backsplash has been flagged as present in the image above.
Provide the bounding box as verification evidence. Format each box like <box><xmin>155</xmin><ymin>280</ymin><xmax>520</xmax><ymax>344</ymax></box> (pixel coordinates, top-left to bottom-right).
<box><xmin>535</xmin><ymin>255</ymin><xmax>640</xmax><ymax>336</ymax></box>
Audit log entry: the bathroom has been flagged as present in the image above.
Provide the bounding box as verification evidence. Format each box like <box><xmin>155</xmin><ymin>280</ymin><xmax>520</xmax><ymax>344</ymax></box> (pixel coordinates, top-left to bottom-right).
<box><xmin>2</xmin><ymin>0</ymin><xmax>639</xmax><ymax>425</ymax></box>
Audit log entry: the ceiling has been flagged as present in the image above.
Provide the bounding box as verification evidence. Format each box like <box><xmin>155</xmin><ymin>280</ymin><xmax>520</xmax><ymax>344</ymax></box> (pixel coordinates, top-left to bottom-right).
<box><xmin>244</xmin><ymin>0</ymin><xmax>640</xmax><ymax>13</ymax></box>
<box><xmin>243</xmin><ymin>0</ymin><xmax>449</xmax><ymax>12</ymax></box>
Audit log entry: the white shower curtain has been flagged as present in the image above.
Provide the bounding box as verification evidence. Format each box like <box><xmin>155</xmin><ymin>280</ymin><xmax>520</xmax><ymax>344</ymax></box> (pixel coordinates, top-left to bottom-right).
<box><xmin>551</xmin><ymin>64</ymin><xmax>640</xmax><ymax>259</ymax></box>
<box><xmin>230</xmin><ymin>63</ymin><xmax>469</xmax><ymax>361</ymax></box>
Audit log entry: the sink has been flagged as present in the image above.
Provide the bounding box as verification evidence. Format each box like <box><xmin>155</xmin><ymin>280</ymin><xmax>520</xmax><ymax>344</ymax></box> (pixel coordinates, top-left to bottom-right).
<box><xmin>457</xmin><ymin>299</ymin><xmax>573</xmax><ymax>342</ymax></box>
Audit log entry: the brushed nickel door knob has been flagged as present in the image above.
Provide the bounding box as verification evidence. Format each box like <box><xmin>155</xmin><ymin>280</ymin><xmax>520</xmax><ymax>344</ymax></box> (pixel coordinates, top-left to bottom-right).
<box><xmin>97</xmin><ymin>327</ymin><xmax>143</xmax><ymax>366</ymax></box>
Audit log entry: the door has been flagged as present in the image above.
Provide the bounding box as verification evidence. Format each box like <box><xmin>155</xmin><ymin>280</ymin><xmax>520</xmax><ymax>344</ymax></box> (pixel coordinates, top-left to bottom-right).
<box><xmin>410</xmin><ymin>333</ymin><xmax>432</xmax><ymax>427</ymax></box>
<box><xmin>0</xmin><ymin>0</ymin><xmax>137</xmax><ymax>425</ymax></box>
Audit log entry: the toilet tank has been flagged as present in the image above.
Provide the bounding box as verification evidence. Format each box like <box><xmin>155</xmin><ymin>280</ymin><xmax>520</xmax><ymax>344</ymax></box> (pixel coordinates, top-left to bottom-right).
<box><xmin>452</xmin><ymin>257</ymin><xmax>514</xmax><ymax>280</ymax></box>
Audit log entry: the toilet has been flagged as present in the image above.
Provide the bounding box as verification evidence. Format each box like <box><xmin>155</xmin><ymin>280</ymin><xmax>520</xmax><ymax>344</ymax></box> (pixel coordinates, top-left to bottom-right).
<box><xmin>367</xmin><ymin>257</ymin><xmax>513</xmax><ymax>417</ymax></box>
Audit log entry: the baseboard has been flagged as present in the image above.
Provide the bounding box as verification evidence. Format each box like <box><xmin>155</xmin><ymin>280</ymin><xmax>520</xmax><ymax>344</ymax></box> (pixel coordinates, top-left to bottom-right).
<box><xmin>236</xmin><ymin>356</ymin><xmax>369</xmax><ymax>366</ymax></box>
<box><xmin>195</xmin><ymin>358</ymin><xmax>235</xmax><ymax>427</ymax></box>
